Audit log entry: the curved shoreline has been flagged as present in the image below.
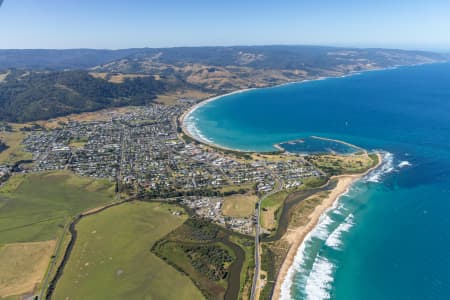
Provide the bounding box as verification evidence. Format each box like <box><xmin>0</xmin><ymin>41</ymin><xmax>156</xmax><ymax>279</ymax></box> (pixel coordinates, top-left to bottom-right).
<box><xmin>273</xmin><ymin>152</ymin><xmax>383</xmax><ymax>300</ymax></box>
<box><xmin>179</xmin><ymin>77</ymin><xmax>347</xmax><ymax>153</ymax></box>
<box><xmin>179</xmin><ymin>88</ymin><xmax>259</xmax><ymax>153</ymax></box>
<box><xmin>176</xmin><ymin>64</ymin><xmax>426</xmax><ymax>300</ymax></box>
<box><xmin>178</xmin><ymin>72</ymin><xmax>372</xmax><ymax>153</ymax></box>
<box><xmin>178</xmin><ymin>64</ymin><xmax>413</xmax><ymax>153</ymax></box>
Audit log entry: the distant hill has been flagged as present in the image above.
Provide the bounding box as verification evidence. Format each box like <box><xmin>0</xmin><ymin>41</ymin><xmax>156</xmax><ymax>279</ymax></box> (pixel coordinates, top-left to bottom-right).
<box><xmin>0</xmin><ymin>46</ymin><xmax>447</xmax><ymax>71</ymax></box>
<box><xmin>0</xmin><ymin>70</ymin><xmax>168</xmax><ymax>122</ymax></box>
<box><xmin>0</xmin><ymin>45</ymin><xmax>448</xmax><ymax>122</ymax></box>
<box><xmin>92</xmin><ymin>46</ymin><xmax>448</xmax><ymax>91</ymax></box>
<box><xmin>106</xmin><ymin>45</ymin><xmax>447</xmax><ymax>70</ymax></box>
<box><xmin>0</xmin><ymin>49</ymin><xmax>145</xmax><ymax>70</ymax></box>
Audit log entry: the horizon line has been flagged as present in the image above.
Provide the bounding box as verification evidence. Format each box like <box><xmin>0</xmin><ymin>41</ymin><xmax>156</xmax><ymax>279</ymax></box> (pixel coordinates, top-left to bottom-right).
<box><xmin>0</xmin><ymin>44</ymin><xmax>448</xmax><ymax>53</ymax></box>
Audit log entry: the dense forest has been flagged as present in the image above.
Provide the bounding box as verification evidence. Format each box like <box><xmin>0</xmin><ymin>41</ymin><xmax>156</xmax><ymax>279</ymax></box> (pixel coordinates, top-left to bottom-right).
<box><xmin>182</xmin><ymin>244</ymin><xmax>233</xmax><ymax>281</ymax></box>
<box><xmin>0</xmin><ymin>46</ymin><xmax>447</xmax><ymax>122</ymax></box>
<box><xmin>0</xmin><ymin>70</ymin><xmax>168</xmax><ymax>122</ymax></box>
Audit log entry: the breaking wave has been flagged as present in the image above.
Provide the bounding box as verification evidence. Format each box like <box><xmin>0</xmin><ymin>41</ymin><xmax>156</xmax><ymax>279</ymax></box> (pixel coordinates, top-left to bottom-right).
<box><xmin>280</xmin><ymin>197</ymin><xmax>352</xmax><ymax>299</ymax></box>
<box><xmin>325</xmin><ymin>214</ymin><xmax>355</xmax><ymax>250</ymax></box>
<box><xmin>311</xmin><ymin>215</ymin><xmax>334</xmax><ymax>240</ymax></box>
<box><xmin>281</xmin><ymin>151</ymin><xmax>394</xmax><ymax>299</ymax></box>
<box><xmin>184</xmin><ymin>115</ymin><xmax>215</xmax><ymax>145</ymax></box>
<box><xmin>304</xmin><ymin>255</ymin><xmax>335</xmax><ymax>300</ymax></box>
<box><xmin>364</xmin><ymin>152</ymin><xmax>395</xmax><ymax>183</ymax></box>
<box><xmin>398</xmin><ymin>160</ymin><xmax>411</xmax><ymax>168</ymax></box>
<box><xmin>280</xmin><ymin>228</ymin><xmax>315</xmax><ymax>300</ymax></box>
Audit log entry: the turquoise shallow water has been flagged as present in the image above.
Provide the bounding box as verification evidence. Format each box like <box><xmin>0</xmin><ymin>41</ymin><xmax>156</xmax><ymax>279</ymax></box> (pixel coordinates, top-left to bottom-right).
<box><xmin>185</xmin><ymin>63</ymin><xmax>450</xmax><ymax>299</ymax></box>
<box><xmin>278</xmin><ymin>137</ymin><xmax>360</xmax><ymax>155</ymax></box>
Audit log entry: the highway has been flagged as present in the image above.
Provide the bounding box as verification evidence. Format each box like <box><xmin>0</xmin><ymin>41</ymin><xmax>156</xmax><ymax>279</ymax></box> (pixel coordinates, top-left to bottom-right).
<box><xmin>250</xmin><ymin>179</ymin><xmax>282</xmax><ymax>300</ymax></box>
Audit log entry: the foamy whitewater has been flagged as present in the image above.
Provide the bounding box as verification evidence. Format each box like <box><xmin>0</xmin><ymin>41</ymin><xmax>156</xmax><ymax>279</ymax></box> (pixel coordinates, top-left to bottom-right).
<box><xmin>280</xmin><ymin>152</ymin><xmax>396</xmax><ymax>300</ymax></box>
<box><xmin>325</xmin><ymin>214</ymin><xmax>354</xmax><ymax>250</ymax></box>
<box><xmin>185</xmin><ymin>114</ymin><xmax>216</xmax><ymax>145</ymax></box>
<box><xmin>365</xmin><ymin>152</ymin><xmax>394</xmax><ymax>183</ymax></box>
<box><xmin>398</xmin><ymin>160</ymin><xmax>412</xmax><ymax>168</ymax></box>
<box><xmin>182</xmin><ymin>88</ymin><xmax>256</xmax><ymax>150</ymax></box>
<box><xmin>184</xmin><ymin>62</ymin><xmax>450</xmax><ymax>299</ymax></box>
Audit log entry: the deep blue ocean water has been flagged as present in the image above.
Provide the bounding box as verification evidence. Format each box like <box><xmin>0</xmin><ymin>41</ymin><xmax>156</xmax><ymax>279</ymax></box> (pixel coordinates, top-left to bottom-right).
<box><xmin>185</xmin><ymin>63</ymin><xmax>450</xmax><ymax>299</ymax></box>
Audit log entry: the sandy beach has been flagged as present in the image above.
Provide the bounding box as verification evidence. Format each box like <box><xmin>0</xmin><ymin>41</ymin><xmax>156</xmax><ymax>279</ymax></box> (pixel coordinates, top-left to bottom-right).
<box><xmin>179</xmin><ymin>89</ymin><xmax>255</xmax><ymax>132</ymax></box>
<box><xmin>178</xmin><ymin>66</ymin><xmax>390</xmax><ymax>154</ymax></box>
<box><xmin>178</xmin><ymin>88</ymin><xmax>258</xmax><ymax>153</ymax></box>
<box><xmin>272</xmin><ymin>153</ymin><xmax>382</xmax><ymax>300</ymax></box>
<box><xmin>177</xmin><ymin>76</ymin><xmax>386</xmax><ymax>299</ymax></box>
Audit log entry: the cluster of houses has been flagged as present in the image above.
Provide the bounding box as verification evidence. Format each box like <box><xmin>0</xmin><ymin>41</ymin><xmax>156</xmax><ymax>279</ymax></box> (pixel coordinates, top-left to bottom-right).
<box><xmin>20</xmin><ymin>100</ymin><xmax>322</xmax><ymax>233</ymax></box>
<box><xmin>180</xmin><ymin>196</ymin><xmax>254</xmax><ymax>235</ymax></box>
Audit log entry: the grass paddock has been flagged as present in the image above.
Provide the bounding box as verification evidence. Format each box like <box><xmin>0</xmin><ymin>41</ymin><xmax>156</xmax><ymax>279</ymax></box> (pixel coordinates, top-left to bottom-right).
<box><xmin>222</xmin><ymin>194</ymin><xmax>258</xmax><ymax>218</ymax></box>
<box><xmin>0</xmin><ymin>171</ymin><xmax>115</xmax><ymax>244</ymax></box>
<box><xmin>53</xmin><ymin>201</ymin><xmax>204</xmax><ymax>300</ymax></box>
<box><xmin>0</xmin><ymin>240</ymin><xmax>56</xmax><ymax>298</ymax></box>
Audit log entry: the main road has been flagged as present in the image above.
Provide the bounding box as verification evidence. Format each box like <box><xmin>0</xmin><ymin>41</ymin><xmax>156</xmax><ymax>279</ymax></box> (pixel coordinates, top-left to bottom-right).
<box><xmin>250</xmin><ymin>178</ymin><xmax>283</xmax><ymax>300</ymax></box>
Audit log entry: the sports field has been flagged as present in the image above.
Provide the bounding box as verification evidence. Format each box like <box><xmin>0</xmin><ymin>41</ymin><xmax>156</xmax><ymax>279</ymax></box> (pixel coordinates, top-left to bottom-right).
<box><xmin>222</xmin><ymin>194</ymin><xmax>258</xmax><ymax>218</ymax></box>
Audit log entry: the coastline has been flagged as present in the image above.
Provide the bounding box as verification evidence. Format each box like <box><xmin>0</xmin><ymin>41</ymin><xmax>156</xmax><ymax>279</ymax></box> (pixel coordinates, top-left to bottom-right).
<box><xmin>179</xmin><ymin>88</ymin><xmax>258</xmax><ymax>153</ymax></box>
<box><xmin>174</xmin><ymin>63</ymin><xmax>441</xmax><ymax>299</ymax></box>
<box><xmin>178</xmin><ymin>63</ymin><xmax>422</xmax><ymax>153</ymax></box>
<box><xmin>273</xmin><ymin>152</ymin><xmax>383</xmax><ymax>300</ymax></box>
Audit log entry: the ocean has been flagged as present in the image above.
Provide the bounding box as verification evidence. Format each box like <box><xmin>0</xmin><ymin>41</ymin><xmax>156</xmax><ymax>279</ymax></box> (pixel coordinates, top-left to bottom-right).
<box><xmin>184</xmin><ymin>62</ymin><xmax>450</xmax><ymax>299</ymax></box>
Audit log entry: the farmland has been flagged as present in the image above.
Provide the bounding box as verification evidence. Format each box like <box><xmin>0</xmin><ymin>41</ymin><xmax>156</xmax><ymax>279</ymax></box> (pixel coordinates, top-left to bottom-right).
<box><xmin>52</xmin><ymin>201</ymin><xmax>203</xmax><ymax>300</ymax></box>
<box><xmin>0</xmin><ymin>171</ymin><xmax>115</xmax><ymax>244</ymax></box>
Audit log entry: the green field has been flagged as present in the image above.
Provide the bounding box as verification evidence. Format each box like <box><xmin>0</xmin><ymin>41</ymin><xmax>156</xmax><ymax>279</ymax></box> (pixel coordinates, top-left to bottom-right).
<box><xmin>298</xmin><ymin>176</ymin><xmax>328</xmax><ymax>189</ymax></box>
<box><xmin>305</xmin><ymin>153</ymin><xmax>377</xmax><ymax>176</ymax></box>
<box><xmin>0</xmin><ymin>171</ymin><xmax>116</xmax><ymax>244</ymax></box>
<box><xmin>53</xmin><ymin>201</ymin><xmax>204</xmax><ymax>300</ymax></box>
<box><xmin>152</xmin><ymin>217</ymin><xmax>247</xmax><ymax>300</ymax></box>
<box><xmin>260</xmin><ymin>191</ymin><xmax>288</xmax><ymax>232</ymax></box>
<box><xmin>222</xmin><ymin>194</ymin><xmax>258</xmax><ymax>218</ymax></box>
<box><xmin>229</xmin><ymin>235</ymin><xmax>255</xmax><ymax>300</ymax></box>
<box><xmin>155</xmin><ymin>240</ymin><xmax>232</xmax><ymax>298</ymax></box>
<box><xmin>0</xmin><ymin>126</ymin><xmax>32</xmax><ymax>164</ymax></box>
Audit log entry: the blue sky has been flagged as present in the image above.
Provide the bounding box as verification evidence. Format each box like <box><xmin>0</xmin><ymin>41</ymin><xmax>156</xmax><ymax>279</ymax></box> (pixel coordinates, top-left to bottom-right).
<box><xmin>0</xmin><ymin>0</ymin><xmax>449</xmax><ymax>50</ymax></box>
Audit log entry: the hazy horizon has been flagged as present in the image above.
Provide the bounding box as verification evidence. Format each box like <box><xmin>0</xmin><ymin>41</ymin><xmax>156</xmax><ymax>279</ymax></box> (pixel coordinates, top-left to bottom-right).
<box><xmin>0</xmin><ymin>44</ymin><xmax>448</xmax><ymax>53</ymax></box>
<box><xmin>1</xmin><ymin>0</ymin><xmax>449</xmax><ymax>51</ymax></box>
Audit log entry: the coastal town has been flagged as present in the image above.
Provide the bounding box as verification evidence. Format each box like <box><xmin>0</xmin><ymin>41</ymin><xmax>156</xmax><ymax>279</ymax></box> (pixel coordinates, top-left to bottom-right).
<box><xmin>0</xmin><ymin>86</ymin><xmax>383</xmax><ymax>300</ymax></box>
<box><xmin>15</xmin><ymin>100</ymin><xmax>322</xmax><ymax>234</ymax></box>
<box><xmin>1</xmin><ymin>2</ymin><xmax>448</xmax><ymax>299</ymax></box>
